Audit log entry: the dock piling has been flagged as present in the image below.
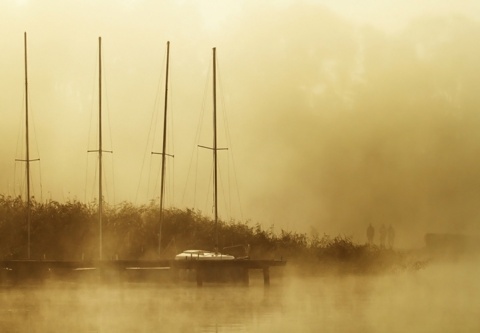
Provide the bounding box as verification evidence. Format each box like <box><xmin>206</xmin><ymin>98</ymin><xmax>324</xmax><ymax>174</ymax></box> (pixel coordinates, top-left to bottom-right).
<box><xmin>263</xmin><ymin>267</ymin><xmax>270</xmax><ymax>286</ymax></box>
<box><xmin>196</xmin><ymin>268</ymin><xmax>203</xmax><ymax>287</ymax></box>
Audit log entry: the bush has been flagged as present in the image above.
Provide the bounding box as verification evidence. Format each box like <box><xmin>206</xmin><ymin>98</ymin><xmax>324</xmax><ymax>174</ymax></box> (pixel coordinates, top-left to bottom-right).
<box><xmin>0</xmin><ymin>195</ymin><xmax>417</xmax><ymax>274</ymax></box>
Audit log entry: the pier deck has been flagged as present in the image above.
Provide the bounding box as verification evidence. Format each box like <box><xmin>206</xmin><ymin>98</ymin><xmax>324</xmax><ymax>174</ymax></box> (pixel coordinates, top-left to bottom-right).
<box><xmin>0</xmin><ymin>259</ymin><xmax>286</xmax><ymax>286</ymax></box>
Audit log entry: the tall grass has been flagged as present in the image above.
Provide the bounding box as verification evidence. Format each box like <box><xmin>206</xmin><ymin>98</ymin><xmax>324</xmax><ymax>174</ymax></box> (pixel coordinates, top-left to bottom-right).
<box><xmin>0</xmin><ymin>195</ymin><xmax>421</xmax><ymax>273</ymax></box>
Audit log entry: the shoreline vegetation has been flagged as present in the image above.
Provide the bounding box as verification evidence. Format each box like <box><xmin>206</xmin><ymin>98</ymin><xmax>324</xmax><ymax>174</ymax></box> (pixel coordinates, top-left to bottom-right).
<box><xmin>0</xmin><ymin>195</ymin><xmax>429</xmax><ymax>275</ymax></box>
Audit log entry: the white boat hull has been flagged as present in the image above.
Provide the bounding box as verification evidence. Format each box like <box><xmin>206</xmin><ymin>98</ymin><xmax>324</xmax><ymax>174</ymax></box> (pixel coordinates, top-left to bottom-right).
<box><xmin>175</xmin><ymin>250</ymin><xmax>234</xmax><ymax>260</ymax></box>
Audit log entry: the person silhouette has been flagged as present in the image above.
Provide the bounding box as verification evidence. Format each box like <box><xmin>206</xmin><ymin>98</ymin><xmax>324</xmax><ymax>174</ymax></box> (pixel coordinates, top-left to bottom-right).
<box><xmin>388</xmin><ymin>225</ymin><xmax>395</xmax><ymax>249</ymax></box>
<box><xmin>367</xmin><ymin>224</ymin><xmax>375</xmax><ymax>245</ymax></box>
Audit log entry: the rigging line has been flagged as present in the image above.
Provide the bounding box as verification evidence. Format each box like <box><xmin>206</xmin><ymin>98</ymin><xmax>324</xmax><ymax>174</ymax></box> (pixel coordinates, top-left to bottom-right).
<box><xmin>217</xmin><ymin>158</ymin><xmax>227</xmax><ymax>218</ymax></box>
<box><xmin>13</xmin><ymin>164</ymin><xmax>17</xmax><ymax>198</ymax></box>
<box><xmin>225</xmin><ymin>154</ymin><xmax>232</xmax><ymax>217</ymax></box>
<box><xmin>152</xmin><ymin>155</ymin><xmax>164</xmax><ymax>203</ymax></box>
<box><xmin>166</xmin><ymin>117</ymin><xmax>176</xmax><ymax>208</ymax></box>
<box><xmin>223</xmin><ymin>141</ymin><xmax>235</xmax><ymax>218</ymax></box>
<box><xmin>217</xmin><ymin>60</ymin><xmax>244</xmax><ymax>220</ymax></box>
<box><xmin>150</xmin><ymin>157</ymin><xmax>158</xmax><ymax>201</ymax></box>
<box><xmin>134</xmin><ymin>150</ymin><xmax>147</xmax><ymax>204</ymax></box>
<box><xmin>111</xmin><ymin>159</ymin><xmax>116</xmax><ymax>205</ymax></box>
<box><xmin>196</xmin><ymin>61</ymin><xmax>213</xmax><ymax>209</ymax></box>
<box><xmin>152</xmin><ymin>156</ymin><xmax>161</xmax><ymax>201</ymax></box>
<box><xmin>135</xmin><ymin>94</ymin><xmax>159</xmax><ymax>204</ymax></box>
<box><xmin>103</xmin><ymin>151</ymin><xmax>116</xmax><ymax>205</ymax></box>
<box><xmin>87</xmin><ymin>42</ymin><xmax>102</xmax><ymax>206</ymax></box>
<box><xmin>19</xmin><ymin>176</ymin><xmax>25</xmax><ymax>199</ymax></box>
<box><xmin>216</xmin><ymin>60</ymin><xmax>231</xmax><ymax>216</ymax></box>
<box><xmin>16</xmin><ymin>64</ymin><xmax>43</xmax><ymax>204</ymax></box>
<box><xmin>193</xmin><ymin>150</ymin><xmax>199</xmax><ymax>208</ymax></box>
<box><xmin>169</xmin><ymin>157</ymin><xmax>175</xmax><ymax>207</ymax></box>
<box><xmin>198</xmin><ymin>57</ymin><xmax>212</xmax><ymax>144</ymax></box>
<box><xmin>180</xmin><ymin>136</ymin><xmax>196</xmax><ymax>206</ymax></box>
<box><xmin>203</xmin><ymin>154</ymin><xmax>214</xmax><ymax>214</ymax></box>
<box><xmin>224</xmin><ymin>156</ymin><xmax>235</xmax><ymax>219</ymax></box>
<box><xmin>91</xmin><ymin>157</ymin><xmax>99</xmax><ymax>203</ymax></box>
<box><xmin>145</xmin><ymin>157</ymin><xmax>152</xmax><ymax>200</ymax></box>
<box><xmin>163</xmin><ymin>171</ymin><xmax>171</xmax><ymax>207</ymax></box>
<box><xmin>232</xmin><ymin>156</ymin><xmax>244</xmax><ymax>220</ymax></box>
<box><xmin>28</xmin><ymin>98</ymin><xmax>41</xmax><ymax>156</ymax></box>
<box><xmin>150</xmin><ymin>45</ymin><xmax>169</xmax><ymax>210</ymax></box>
<box><xmin>135</xmin><ymin>46</ymin><xmax>166</xmax><ymax>204</ymax></box>
<box><xmin>30</xmin><ymin>162</ymin><xmax>43</xmax><ymax>202</ymax></box>
<box><xmin>135</xmin><ymin>97</ymin><xmax>158</xmax><ymax>205</ymax></box>
<box><xmin>87</xmin><ymin>157</ymin><xmax>93</xmax><ymax>202</ymax></box>
<box><xmin>14</xmin><ymin>163</ymin><xmax>24</xmax><ymax>198</ymax></box>
<box><xmin>36</xmin><ymin>160</ymin><xmax>44</xmax><ymax>203</ymax></box>
<box><xmin>29</xmin><ymin>103</ymin><xmax>43</xmax><ymax>202</ymax></box>
<box><xmin>181</xmin><ymin>60</ymin><xmax>211</xmax><ymax>206</ymax></box>
<box><xmin>102</xmin><ymin>156</ymin><xmax>110</xmax><ymax>204</ymax></box>
<box><xmin>85</xmin><ymin>48</ymin><xmax>99</xmax><ymax>203</ymax></box>
<box><xmin>181</xmin><ymin>157</ymin><xmax>190</xmax><ymax>205</ymax></box>
<box><xmin>151</xmin><ymin>47</ymin><xmax>169</xmax><ymax>204</ymax></box>
<box><xmin>101</xmin><ymin>50</ymin><xmax>116</xmax><ymax>205</ymax></box>
<box><xmin>161</xmin><ymin>151</ymin><xmax>173</xmax><ymax>208</ymax></box>
<box><xmin>29</xmin><ymin>169</ymin><xmax>36</xmax><ymax>201</ymax></box>
<box><xmin>217</xmin><ymin>59</ymin><xmax>232</xmax><ymax>149</ymax></box>
<box><xmin>84</xmin><ymin>153</ymin><xmax>91</xmax><ymax>203</ymax></box>
<box><xmin>151</xmin><ymin>46</ymin><xmax>168</xmax><ymax>153</ymax></box>
<box><xmin>14</xmin><ymin>89</ymin><xmax>26</xmax><ymax>199</ymax></box>
<box><xmin>162</xmin><ymin>159</ymin><xmax>173</xmax><ymax>207</ymax></box>
<box><xmin>168</xmin><ymin>57</ymin><xmax>175</xmax><ymax>207</ymax></box>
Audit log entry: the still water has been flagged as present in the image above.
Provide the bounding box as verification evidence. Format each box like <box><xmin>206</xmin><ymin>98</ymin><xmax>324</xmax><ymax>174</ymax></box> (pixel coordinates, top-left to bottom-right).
<box><xmin>0</xmin><ymin>262</ymin><xmax>478</xmax><ymax>332</ymax></box>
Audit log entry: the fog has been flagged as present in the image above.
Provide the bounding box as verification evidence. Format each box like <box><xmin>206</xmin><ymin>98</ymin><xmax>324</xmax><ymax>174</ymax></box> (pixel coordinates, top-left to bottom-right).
<box><xmin>1</xmin><ymin>259</ymin><xmax>479</xmax><ymax>332</ymax></box>
<box><xmin>1</xmin><ymin>1</ymin><xmax>480</xmax><ymax>248</ymax></box>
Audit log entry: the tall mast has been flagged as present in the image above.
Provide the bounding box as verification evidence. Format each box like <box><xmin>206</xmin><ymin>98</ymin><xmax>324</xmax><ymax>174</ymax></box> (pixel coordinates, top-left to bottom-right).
<box><xmin>24</xmin><ymin>32</ymin><xmax>31</xmax><ymax>260</ymax></box>
<box><xmin>88</xmin><ymin>37</ymin><xmax>113</xmax><ymax>260</ymax></box>
<box><xmin>18</xmin><ymin>32</ymin><xmax>39</xmax><ymax>259</ymax></box>
<box><xmin>18</xmin><ymin>32</ymin><xmax>40</xmax><ymax>258</ymax></box>
<box><xmin>98</xmin><ymin>36</ymin><xmax>103</xmax><ymax>260</ymax></box>
<box><xmin>87</xmin><ymin>37</ymin><xmax>112</xmax><ymax>260</ymax></box>
<box><xmin>212</xmin><ymin>47</ymin><xmax>218</xmax><ymax>252</ymax></box>
<box><xmin>157</xmin><ymin>41</ymin><xmax>171</xmax><ymax>256</ymax></box>
<box><xmin>198</xmin><ymin>47</ymin><xmax>227</xmax><ymax>253</ymax></box>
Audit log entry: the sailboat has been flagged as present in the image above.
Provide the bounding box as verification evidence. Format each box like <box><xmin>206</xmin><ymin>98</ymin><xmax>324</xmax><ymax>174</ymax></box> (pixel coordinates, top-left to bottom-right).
<box><xmin>175</xmin><ymin>48</ymin><xmax>235</xmax><ymax>261</ymax></box>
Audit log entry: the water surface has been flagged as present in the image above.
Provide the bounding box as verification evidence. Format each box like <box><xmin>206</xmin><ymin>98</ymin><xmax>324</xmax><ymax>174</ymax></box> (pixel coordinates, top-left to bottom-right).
<box><xmin>1</xmin><ymin>262</ymin><xmax>478</xmax><ymax>332</ymax></box>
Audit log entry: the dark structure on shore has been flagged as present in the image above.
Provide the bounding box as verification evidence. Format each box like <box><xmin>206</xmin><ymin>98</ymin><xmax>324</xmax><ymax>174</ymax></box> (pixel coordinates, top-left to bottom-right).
<box><xmin>0</xmin><ymin>258</ymin><xmax>286</xmax><ymax>287</ymax></box>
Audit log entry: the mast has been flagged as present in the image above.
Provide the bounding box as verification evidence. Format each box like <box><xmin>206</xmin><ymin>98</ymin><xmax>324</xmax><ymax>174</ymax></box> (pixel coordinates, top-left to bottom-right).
<box><xmin>24</xmin><ymin>32</ymin><xmax>31</xmax><ymax>260</ymax></box>
<box><xmin>198</xmin><ymin>47</ymin><xmax>227</xmax><ymax>253</ymax></box>
<box><xmin>18</xmin><ymin>32</ymin><xmax>39</xmax><ymax>259</ymax></box>
<box><xmin>213</xmin><ymin>47</ymin><xmax>218</xmax><ymax>252</ymax></box>
<box><xmin>98</xmin><ymin>36</ymin><xmax>103</xmax><ymax>260</ymax></box>
<box><xmin>157</xmin><ymin>41</ymin><xmax>171</xmax><ymax>256</ymax></box>
<box><xmin>88</xmin><ymin>37</ymin><xmax>111</xmax><ymax>260</ymax></box>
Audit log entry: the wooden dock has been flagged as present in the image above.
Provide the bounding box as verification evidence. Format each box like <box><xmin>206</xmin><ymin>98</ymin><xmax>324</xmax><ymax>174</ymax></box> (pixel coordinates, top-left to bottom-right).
<box><xmin>0</xmin><ymin>259</ymin><xmax>286</xmax><ymax>286</ymax></box>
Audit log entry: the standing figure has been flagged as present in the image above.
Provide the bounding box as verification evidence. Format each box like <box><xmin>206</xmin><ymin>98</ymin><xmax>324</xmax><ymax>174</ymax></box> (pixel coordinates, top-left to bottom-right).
<box><xmin>367</xmin><ymin>223</ymin><xmax>375</xmax><ymax>245</ymax></box>
<box><xmin>379</xmin><ymin>224</ymin><xmax>387</xmax><ymax>248</ymax></box>
<box><xmin>388</xmin><ymin>225</ymin><xmax>395</xmax><ymax>249</ymax></box>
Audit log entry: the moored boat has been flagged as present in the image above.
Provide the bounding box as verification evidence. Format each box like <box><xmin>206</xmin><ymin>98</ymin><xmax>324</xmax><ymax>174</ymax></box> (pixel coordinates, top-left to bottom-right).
<box><xmin>175</xmin><ymin>47</ymin><xmax>238</xmax><ymax>262</ymax></box>
<box><xmin>175</xmin><ymin>249</ymin><xmax>234</xmax><ymax>260</ymax></box>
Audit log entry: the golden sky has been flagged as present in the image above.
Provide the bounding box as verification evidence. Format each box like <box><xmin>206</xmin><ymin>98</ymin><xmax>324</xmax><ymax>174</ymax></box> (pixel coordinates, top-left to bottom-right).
<box><xmin>1</xmin><ymin>0</ymin><xmax>480</xmax><ymax>247</ymax></box>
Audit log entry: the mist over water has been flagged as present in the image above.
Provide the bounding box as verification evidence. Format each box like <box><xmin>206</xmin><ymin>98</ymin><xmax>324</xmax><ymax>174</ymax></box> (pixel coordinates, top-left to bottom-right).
<box><xmin>1</xmin><ymin>259</ymin><xmax>478</xmax><ymax>332</ymax></box>
<box><xmin>1</xmin><ymin>1</ymin><xmax>479</xmax><ymax>331</ymax></box>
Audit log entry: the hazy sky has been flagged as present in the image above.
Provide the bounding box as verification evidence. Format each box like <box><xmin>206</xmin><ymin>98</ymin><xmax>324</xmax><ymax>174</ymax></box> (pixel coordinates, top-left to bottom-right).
<box><xmin>1</xmin><ymin>0</ymin><xmax>480</xmax><ymax>247</ymax></box>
